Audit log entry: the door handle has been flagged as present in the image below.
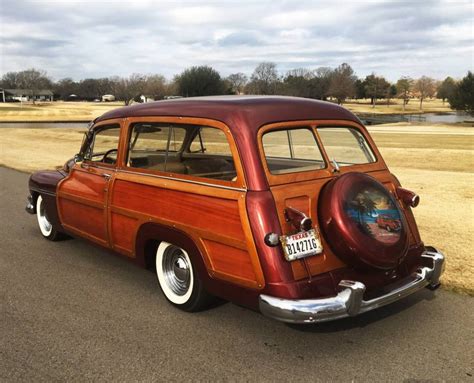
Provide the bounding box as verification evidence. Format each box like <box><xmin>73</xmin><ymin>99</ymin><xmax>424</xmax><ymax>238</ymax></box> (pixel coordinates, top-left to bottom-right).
<box><xmin>102</xmin><ymin>173</ymin><xmax>112</xmax><ymax>180</ymax></box>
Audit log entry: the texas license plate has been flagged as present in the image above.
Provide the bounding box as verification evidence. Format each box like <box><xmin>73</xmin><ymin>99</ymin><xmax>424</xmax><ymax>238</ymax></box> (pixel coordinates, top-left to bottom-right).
<box><xmin>280</xmin><ymin>229</ymin><xmax>323</xmax><ymax>261</ymax></box>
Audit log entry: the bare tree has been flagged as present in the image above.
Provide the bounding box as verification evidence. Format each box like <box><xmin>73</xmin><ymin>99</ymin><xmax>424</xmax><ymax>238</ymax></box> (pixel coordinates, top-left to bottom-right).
<box><xmin>143</xmin><ymin>74</ymin><xmax>167</xmax><ymax>100</ymax></box>
<box><xmin>0</xmin><ymin>72</ymin><xmax>21</xmax><ymax>88</ymax></box>
<box><xmin>11</xmin><ymin>68</ymin><xmax>52</xmax><ymax>103</ymax></box>
<box><xmin>396</xmin><ymin>77</ymin><xmax>413</xmax><ymax>111</ymax></box>
<box><xmin>110</xmin><ymin>74</ymin><xmax>147</xmax><ymax>105</ymax></box>
<box><xmin>328</xmin><ymin>63</ymin><xmax>356</xmax><ymax>104</ymax></box>
<box><xmin>226</xmin><ymin>73</ymin><xmax>248</xmax><ymax>94</ymax></box>
<box><xmin>414</xmin><ymin>76</ymin><xmax>436</xmax><ymax>110</ymax></box>
<box><xmin>247</xmin><ymin>62</ymin><xmax>279</xmax><ymax>94</ymax></box>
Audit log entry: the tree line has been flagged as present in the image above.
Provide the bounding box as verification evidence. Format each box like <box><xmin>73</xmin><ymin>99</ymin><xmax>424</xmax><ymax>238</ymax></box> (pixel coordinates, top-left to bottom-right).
<box><xmin>1</xmin><ymin>64</ymin><xmax>472</xmax><ymax>113</ymax></box>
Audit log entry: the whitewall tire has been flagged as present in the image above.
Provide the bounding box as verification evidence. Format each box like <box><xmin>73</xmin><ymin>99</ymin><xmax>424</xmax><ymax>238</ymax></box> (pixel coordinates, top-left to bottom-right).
<box><xmin>155</xmin><ymin>241</ymin><xmax>214</xmax><ymax>311</ymax></box>
<box><xmin>36</xmin><ymin>195</ymin><xmax>63</xmax><ymax>241</ymax></box>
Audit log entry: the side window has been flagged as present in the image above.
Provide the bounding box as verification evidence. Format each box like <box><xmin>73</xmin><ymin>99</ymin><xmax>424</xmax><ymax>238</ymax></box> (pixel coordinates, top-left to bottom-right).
<box><xmin>127</xmin><ymin>123</ymin><xmax>186</xmax><ymax>172</ymax></box>
<box><xmin>189</xmin><ymin>127</ymin><xmax>232</xmax><ymax>156</ymax></box>
<box><xmin>86</xmin><ymin>125</ymin><xmax>121</xmax><ymax>164</ymax></box>
<box><xmin>127</xmin><ymin>123</ymin><xmax>237</xmax><ymax>182</ymax></box>
<box><xmin>262</xmin><ymin>128</ymin><xmax>325</xmax><ymax>174</ymax></box>
<box><xmin>317</xmin><ymin>127</ymin><xmax>376</xmax><ymax>165</ymax></box>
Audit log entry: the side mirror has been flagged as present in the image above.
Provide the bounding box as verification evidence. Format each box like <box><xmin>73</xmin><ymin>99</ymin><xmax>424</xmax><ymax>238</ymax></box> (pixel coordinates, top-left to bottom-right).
<box><xmin>74</xmin><ymin>153</ymin><xmax>84</xmax><ymax>163</ymax></box>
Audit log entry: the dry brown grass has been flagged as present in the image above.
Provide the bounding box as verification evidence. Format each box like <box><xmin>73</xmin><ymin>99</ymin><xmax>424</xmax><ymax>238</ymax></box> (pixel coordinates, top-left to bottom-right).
<box><xmin>367</xmin><ymin>124</ymin><xmax>474</xmax><ymax>295</ymax></box>
<box><xmin>0</xmin><ymin>101</ymin><xmax>123</xmax><ymax>122</ymax></box>
<box><xmin>1</xmin><ymin>122</ymin><xmax>472</xmax><ymax>294</ymax></box>
<box><xmin>345</xmin><ymin>98</ymin><xmax>453</xmax><ymax>114</ymax></box>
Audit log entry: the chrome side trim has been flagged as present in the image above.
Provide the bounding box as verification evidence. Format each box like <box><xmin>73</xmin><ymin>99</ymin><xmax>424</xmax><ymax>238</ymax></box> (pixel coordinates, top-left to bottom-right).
<box><xmin>116</xmin><ymin>168</ymin><xmax>246</xmax><ymax>192</ymax></box>
<box><xmin>259</xmin><ymin>248</ymin><xmax>445</xmax><ymax>324</ymax></box>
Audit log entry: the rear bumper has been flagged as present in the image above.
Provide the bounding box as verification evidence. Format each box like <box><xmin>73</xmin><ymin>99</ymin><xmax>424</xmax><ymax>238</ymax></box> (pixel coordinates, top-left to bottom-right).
<box><xmin>259</xmin><ymin>247</ymin><xmax>445</xmax><ymax>324</ymax></box>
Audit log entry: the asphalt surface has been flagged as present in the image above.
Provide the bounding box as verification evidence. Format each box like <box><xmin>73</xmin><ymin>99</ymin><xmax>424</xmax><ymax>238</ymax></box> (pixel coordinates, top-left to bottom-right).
<box><xmin>1</xmin><ymin>166</ymin><xmax>473</xmax><ymax>382</ymax></box>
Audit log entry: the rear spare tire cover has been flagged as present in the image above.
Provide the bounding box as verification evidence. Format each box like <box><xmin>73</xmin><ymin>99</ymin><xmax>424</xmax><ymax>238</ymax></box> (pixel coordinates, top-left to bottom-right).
<box><xmin>318</xmin><ymin>172</ymin><xmax>409</xmax><ymax>270</ymax></box>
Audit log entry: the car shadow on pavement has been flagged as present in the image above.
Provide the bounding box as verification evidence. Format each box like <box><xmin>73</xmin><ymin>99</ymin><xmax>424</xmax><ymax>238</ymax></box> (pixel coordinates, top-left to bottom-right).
<box><xmin>286</xmin><ymin>288</ymin><xmax>437</xmax><ymax>333</ymax></box>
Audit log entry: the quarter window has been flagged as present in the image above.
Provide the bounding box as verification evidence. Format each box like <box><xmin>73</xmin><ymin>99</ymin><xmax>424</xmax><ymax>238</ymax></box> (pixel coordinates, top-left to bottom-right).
<box><xmin>262</xmin><ymin>128</ymin><xmax>325</xmax><ymax>174</ymax></box>
<box><xmin>317</xmin><ymin>127</ymin><xmax>376</xmax><ymax>165</ymax></box>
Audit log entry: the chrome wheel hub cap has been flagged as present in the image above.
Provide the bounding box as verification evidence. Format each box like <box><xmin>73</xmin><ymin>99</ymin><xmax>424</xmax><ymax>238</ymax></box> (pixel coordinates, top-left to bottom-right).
<box><xmin>162</xmin><ymin>247</ymin><xmax>191</xmax><ymax>296</ymax></box>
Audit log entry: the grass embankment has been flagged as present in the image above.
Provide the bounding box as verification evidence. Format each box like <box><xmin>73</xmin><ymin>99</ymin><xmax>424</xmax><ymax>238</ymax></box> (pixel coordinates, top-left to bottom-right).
<box><xmin>0</xmin><ymin>123</ymin><xmax>472</xmax><ymax>295</ymax></box>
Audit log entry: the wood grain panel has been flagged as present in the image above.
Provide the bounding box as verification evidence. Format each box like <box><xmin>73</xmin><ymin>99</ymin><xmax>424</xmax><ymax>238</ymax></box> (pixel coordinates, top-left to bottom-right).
<box><xmin>112</xmin><ymin>179</ymin><xmax>245</xmax><ymax>241</ymax></box>
<box><xmin>109</xmin><ymin>173</ymin><xmax>265</xmax><ymax>289</ymax></box>
<box><xmin>58</xmin><ymin>198</ymin><xmax>106</xmax><ymax>241</ymax></box>
<box><xmin>110</xmin><ymin>213</ymin><xmax>137</xmax><ymax>254</ymax></box>
<box><xmin>203</xmin><ymin>239</ymin><xmax>256</xmax><ymax>282</ymax></box>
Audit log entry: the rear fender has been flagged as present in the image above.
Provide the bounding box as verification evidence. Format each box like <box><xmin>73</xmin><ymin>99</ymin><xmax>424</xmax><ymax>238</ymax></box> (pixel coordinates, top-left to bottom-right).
<box><xmin>134</xmin><ymin>222</ymin><xmax>260</xmax><ymax>309</ymax></box>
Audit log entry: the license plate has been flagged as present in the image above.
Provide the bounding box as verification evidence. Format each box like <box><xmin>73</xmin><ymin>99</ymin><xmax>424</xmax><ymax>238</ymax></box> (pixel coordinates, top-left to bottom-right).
<box><xmin>280</xmin><ymin>229</ymin><xmax>323</xmax><ymax>261</ymax></box>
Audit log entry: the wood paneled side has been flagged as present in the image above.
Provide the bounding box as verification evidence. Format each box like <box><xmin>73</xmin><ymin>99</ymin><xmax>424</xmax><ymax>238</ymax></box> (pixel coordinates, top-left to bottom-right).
<box><xmin>58</xmin><ymin>198</ymin><xmax>106</xmax><ymax>242</ymax></box>
<box><xmin>110</xmin><ymin>213</ymin><xmax>137</xmax><ymax>254</ymax></box>
<box><xmin>112</xmin><ymin>180</ymin><xmax>245</xmax><ymax>240</ymax></box>
<box><xmin>109</xmin><ymin>175</ymin><xmax>264</xmax><ymax>289</ymax></box>
<box><xmin>202</xmin><ymin>239</ymin><xmax>256</xmax><ymax>283</ymax></box>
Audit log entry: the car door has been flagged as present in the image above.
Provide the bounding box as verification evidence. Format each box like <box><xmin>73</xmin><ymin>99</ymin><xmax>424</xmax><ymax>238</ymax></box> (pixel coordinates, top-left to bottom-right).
<box><xmin>57</xmin><ymin>120</ymin><xmax>123</xmax><ymax>247</ymax></box>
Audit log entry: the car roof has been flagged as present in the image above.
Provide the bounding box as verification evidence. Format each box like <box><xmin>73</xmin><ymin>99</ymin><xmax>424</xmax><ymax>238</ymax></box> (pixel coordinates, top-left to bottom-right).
<box><xmin>96</xmin><ymin>95</ymin><xmax>361</xmax><ymax>131</ymax></box>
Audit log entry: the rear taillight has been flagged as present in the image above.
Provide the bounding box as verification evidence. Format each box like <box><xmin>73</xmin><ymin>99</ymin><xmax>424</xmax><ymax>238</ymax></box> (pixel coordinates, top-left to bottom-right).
<box><xmin>396</xmin><ymin>187</ymin><xmax>420</xmax><ymax>208</ymax></box>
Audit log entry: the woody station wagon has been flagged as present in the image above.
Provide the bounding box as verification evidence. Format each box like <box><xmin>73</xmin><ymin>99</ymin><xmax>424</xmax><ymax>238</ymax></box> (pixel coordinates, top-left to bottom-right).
<box><xmin>26</xmin><ymin>96</ymin><xmax>445</xmax><ymax>323</ymax></box>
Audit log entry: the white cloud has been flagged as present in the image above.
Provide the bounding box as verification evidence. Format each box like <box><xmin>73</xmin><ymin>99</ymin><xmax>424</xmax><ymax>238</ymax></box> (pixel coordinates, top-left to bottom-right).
<box><xmin>0</xmin><ymin>0</ymin><xmax>472</xmax><ymax>81</ymax></box>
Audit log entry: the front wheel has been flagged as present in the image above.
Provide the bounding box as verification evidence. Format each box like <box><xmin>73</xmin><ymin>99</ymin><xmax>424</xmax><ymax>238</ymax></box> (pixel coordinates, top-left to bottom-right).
<box><xmin>36</xmin><ymin>195</ymin><xmax>63</xmax><ymax>241</ymax></box>
<box><xmin>155</xmin><ymin>241</ymin><xmax>213</xmax><ymax>311</ymax></box>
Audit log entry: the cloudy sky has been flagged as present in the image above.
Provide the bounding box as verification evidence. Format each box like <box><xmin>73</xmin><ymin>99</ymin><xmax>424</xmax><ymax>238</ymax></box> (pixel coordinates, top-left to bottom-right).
<box><xmin>0</xmin><ymin>0</ymin><xmax>472</xmax><ymax>82</ymax></box>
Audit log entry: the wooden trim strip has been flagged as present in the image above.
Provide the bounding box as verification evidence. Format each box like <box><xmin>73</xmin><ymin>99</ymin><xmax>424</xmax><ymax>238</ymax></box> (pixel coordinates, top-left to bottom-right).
<box><xmin>117</xmin><ymin>168</ymin><xmax>246</xmax><ymax>193</ymax></box>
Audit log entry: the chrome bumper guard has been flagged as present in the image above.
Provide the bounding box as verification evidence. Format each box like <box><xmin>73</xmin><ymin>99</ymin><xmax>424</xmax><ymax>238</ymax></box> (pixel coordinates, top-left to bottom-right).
<box><xmin>25</xmin><ymin>194</ymin><xmax>35</xmax><ymax>214</ymax></box>
<box><xmin>259</xmin><ymin>248</ymin><xmax>445</xmax><ymax>324</ymax></box>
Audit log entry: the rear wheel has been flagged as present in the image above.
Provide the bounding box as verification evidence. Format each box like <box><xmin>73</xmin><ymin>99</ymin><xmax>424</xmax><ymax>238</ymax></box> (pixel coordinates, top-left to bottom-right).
<box><xmin>155</xmin><ymin>241</ymin><xmax>213</xmax><ymax>311</ymax></box>
<box><xmin>36</xmin><ymin>195</ymin><xmax>63</xmax><ymax>241</ymax></box>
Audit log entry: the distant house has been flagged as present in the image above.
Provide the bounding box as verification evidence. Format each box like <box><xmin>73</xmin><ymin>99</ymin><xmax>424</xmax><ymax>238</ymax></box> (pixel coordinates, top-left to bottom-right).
<box><xmin>101</xmin><ymin>94</ymin><xmax>116</xmax><ymax>102</ymax></box>
<box><xmin>139</xmin><ymin>94</ymin><xmax>155</xmax><ymax>103</ymax></box>
<box><xmin>0</xmin><ymin>89</ymin><xmax>54</xmax><ymax>102</ymax></box>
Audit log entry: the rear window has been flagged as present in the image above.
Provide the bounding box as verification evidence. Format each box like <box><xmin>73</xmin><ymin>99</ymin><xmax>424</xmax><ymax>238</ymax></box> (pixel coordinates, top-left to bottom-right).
<box><xmin>317</xmin><ymin>127</ymin><xmax>376</xmax><ymax>165</ymax></box>
<box><xmin>262</xmin><ymin>128</ymin><xmax>325</xmax><ymax>174</ymax></box>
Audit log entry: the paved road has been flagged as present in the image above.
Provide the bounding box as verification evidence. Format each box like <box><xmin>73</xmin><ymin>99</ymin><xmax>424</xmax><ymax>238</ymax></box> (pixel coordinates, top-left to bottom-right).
<box><xmin>1</xmin><ymin>167</ymin><xmax>473</xmax><ymax>382</ymax></box>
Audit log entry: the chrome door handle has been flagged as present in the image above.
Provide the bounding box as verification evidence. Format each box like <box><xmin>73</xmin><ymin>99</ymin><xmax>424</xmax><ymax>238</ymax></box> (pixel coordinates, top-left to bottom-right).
<box><xmin>102</xmin><ymin>173</ymin><xmax>112</xmax><ymax>180</ymax></box>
